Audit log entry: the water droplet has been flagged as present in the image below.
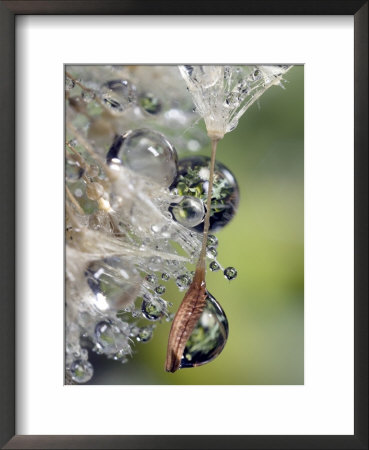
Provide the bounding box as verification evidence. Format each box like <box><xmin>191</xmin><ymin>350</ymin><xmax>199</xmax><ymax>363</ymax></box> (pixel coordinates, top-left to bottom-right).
<box><xmin>207</xmin><ymin>234</ymin><xmax>218</xmax><ymax>247</ymax></box>
<box><xmin>130</xmin><ymin>326</ymin><xmax>140</xmax><ymax>337</ymax></box>
<box><xmin>209</xmin><ymin>261</ymin><xmax>220</xmax><ymax>272</ymax></box>
<box><xmin>176</xmin><ymin>273</ymin><xmax>191</xmax><ymax>290</ymax></box>
<box><xmin>145</xmin><ymin>274</ymin><xmax>157</xmax><ymax>284</ymax></box>
<box><xmin>85</xmin><ymin>259</ymin><xmax>140</xmax><ymax>311</ymax></box>
<box><xmin>171</xmin><ymin>156</ymin><xmax>240</xmax><ymax>232</ymax></box>
<box><xmin>101</xmin><ymin>79</ymin><xmax>136</xmax><ymax>115</ymax></box>
<box><xmin>252</xmin><ymin>68</ymin><xmax>262</xmax><ymax>81</ymax></box>
<box><xmin>180</xmin><ymin>291</ymin><xmax>228</xmax><ymax>368</ymax></box>
<box><xmin>224</xmin><ymin>267</ymin><xmax>237</xmax><ymax>280</ymax></box>
<box><xmin>225</xmin><ymin>91</ymin><xmax>240</xmax><ymax>108</ymax></box>
<box><xmin>65</xmin><ymin>76</ymin><xmax>75</xmax><ymax>91</ymax></box>
<box><xmin>69</xmin><ymin>359</ymin><xmax>93</xmax><ymax>383</ymax></box>
<box><xmin>161</xmin><ymin>272</ymin><xmax>170</xmax><ymax>281</ymax></box>
<box><xmin>119</xmin><ymin>129</ymin><xmax>178</xmax><ymax>187</ymax></box>
<box><xmin>170</xmin><ymin>196</ymin><xmax>205</xmax><ymax>228</ymax></box>
<box><xmin>95</xmin><ymin>321</ymin><xmax>118</xmax><ymax>354</ymax></box>
<box><xmin>155</xmin><ymin>285</ymin><xmax>166</xmax><ymax>295</ymax></box>
<box><xmin>206</xmin><ymin>246</ymin><xmax>218</xmax><ymax>259</ymax></box>
<box><xmin>141</xmin><ymin>296</ymin><xmax>166</xmax><ymax>321</ymax></box>
<box><xmin>139</xmin><ymin>93</ymin><xmax>162</xmax><ymax>114</ymax></box>
<box><xmin>136</xmin><ymin>326</ymin><xmax>153</xmax><ymax>342</ymax></box>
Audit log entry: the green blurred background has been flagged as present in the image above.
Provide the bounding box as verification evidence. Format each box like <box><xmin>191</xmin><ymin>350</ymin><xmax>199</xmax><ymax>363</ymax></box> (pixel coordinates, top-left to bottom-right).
<box><xmin>88</xmin><ymin>66</ymin><xmax>304</xmax><ymax>385</ymax></box>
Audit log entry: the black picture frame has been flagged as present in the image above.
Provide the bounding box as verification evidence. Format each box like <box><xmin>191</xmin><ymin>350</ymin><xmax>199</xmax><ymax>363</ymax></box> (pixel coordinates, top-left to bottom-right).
<box><xmin>0</xmin><ymin>1</ymin><xmax>367</xmax><ymax>449</ymax></box>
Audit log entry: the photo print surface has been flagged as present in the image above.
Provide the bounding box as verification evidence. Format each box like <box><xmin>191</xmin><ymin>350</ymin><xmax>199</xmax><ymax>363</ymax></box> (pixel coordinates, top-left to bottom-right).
<box><xmin>65</xmin><ymin>65</ymin><xmax>304</xmax><ymax>385</ymax></box>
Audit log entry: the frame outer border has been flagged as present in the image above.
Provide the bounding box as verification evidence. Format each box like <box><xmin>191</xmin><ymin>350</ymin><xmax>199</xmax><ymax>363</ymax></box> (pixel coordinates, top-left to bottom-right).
<box><xmin>0</xmin><ymin>1</ymin><xmax>367</xmax><ymax>449</ymax></box>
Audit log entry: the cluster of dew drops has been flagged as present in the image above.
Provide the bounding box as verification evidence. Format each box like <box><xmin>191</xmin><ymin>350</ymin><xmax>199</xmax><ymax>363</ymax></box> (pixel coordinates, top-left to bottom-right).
<box><xmin>65</xmin><ymin>66</ymin><xmax>239</xmax><ymax>384</ymax></box>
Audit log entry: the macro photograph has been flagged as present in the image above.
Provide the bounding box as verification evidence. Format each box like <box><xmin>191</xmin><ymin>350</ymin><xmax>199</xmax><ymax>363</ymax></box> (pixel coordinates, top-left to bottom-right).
<box><xmin>65</xmin><ymin>64</ymin><xmax>304</xmax><ymax>385</ymax></box>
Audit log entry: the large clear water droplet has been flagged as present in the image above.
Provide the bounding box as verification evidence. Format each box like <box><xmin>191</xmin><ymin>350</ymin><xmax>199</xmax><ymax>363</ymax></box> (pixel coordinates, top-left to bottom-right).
<box><xmin>171</xmin><ymin>156</ymin><xmax>239</xmax><ymax>232</ymax></box>
<box><xmin>180</xmin><ymin>291</ymin><xmax>228</xmax><ymax>368</ymax></box>
<box><xmin>119</xmin><ymin>129</ymin><xmax>178</xmax><ymax>187</ymax></box>
<box><xmin>170</xmin><ymin>196</ymin><xmax>205</xmax><ymax>228</ymax></box>
<box><xmin>85</xmin><ymin>258</ymin><xmax>140</xmax><ymax>312</ymax></box>
<box><xmin>100</xmin><ymin>79</ymin><xmax>136</xmax><ymax>115</ymax></box>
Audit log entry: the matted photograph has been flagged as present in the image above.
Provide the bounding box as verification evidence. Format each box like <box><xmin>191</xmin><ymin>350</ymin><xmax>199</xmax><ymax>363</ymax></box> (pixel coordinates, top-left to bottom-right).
<box><xmin>65</xmin><ymin>65</ymin><xmax>304</xmax><ymax>385</ymax></box>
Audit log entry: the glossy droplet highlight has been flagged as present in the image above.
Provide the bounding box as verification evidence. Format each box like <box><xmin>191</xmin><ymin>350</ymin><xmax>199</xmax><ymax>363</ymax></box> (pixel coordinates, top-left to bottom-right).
<box><xmin>119</xmin><ymin>129</ymin><xmax>178</xmax><ymax>187</ymax></box>
<box><xmin>170</xmin><ymin>196</ymin><xmax>205</xmax><ymax>228</ymax></box>
<box><xmin>180</xmin><ymin>292</ymin><xmax>228</xmax><ymax>368</ymax></box>
<box><xmin>209</xmin><ymin>261</ymin><xmax>220</xmax><ymax>271</ymax></box>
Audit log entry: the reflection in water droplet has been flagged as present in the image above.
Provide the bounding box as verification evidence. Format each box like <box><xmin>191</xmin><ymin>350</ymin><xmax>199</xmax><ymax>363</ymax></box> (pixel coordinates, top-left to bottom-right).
<box><xmin>101</xmin><ymin>79</ymin><xmax>136</xmax><ymax>115</ymax></box>
<box><xmin>171</xmin><ymin>156</ymin><xmax>239</xmax><ymax>232</ymax></box>
<box><xmin>69</xmin><ymin>359</ymin><xmax>93</xmax><ymax>383</ymax></box>
<box><xmin>136</xmin><ymin>326</ymin><xmax>153</xmax><ymax>342</ymax></box>
<box><xmin>170</xmin><ymin>196</ymin><xmax>205</xmax><ymax>228</ymax></box>
<box><xmin>155</xmin><ymin>285</ymin><xmax>166</xmax><ymax>295</ymax></box>
<box><xmin>119</xmin><ymin>129</ymin><xmax>178</xmax><ymax>187</ymax></box>
<box><xmin>206</xmin><ymin>246</ymin><xmax>218</xmax><ymax>259</ymax></box>
<box><xmin>141</xmin><ymin>296</ymin><xmax>166</xmax><ymax>321</ymax></box>
<box><xmin>176</xmin><ymin>273</ymin><xmax>192</xmax><ymax>291</ymax></box>
<box><xmin>95</xmin><ymin>321</ymin><xmax>118</xmax><ymax>354</ymax></box>
<box><xmin>224</xmin><ymin>267</ymin><xmax>237</xmax><ymax>280</ymax></box>
<box><xmin>180</xmin><ymin>292</ymin><xmax>228</xmax><ymax>368</ymax></box>
<box><xmin>207</xmin><ymin>234</ymin><xmax>218</xmax><ymax>248</ymax></box>
<box><xmin>139</xmin><ymin>92</ymin><xmax>162</xmax><ymax>114</ymax></box>
<box><xmin>209</xmin><ymin>261</ymin><xmax>220</xmax><ymax>272</ymax></box>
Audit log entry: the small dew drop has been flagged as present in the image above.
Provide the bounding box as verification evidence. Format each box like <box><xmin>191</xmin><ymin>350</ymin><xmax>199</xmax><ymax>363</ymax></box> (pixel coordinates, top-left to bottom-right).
<box><xmin>141</xmin><ymin>297</ymin><xmax>166</xmax><ymax>321</ymax></box>
<box><xmin>224</xmin><ymin>267</ymin><xmax>237</xmax><ymax>280</ymax></box>
<box><xmin>136</xmin><ymin>326</ymin><xmax>153</xmax><ymax>342</ymax></box>
<box><xmin>207</xmin><ymin>234</ymin><xmax>218</xmax><ymax>248</ymax></box>
<box><xmin>171</xmin><ymin>196</ymin><xmax>205</xmax><ymax>228</ymax></box>
<box><xmin>155</xmin><ymin>285</ymin><xmax>166</xmax><ymax>295</ymax></box>
<box><xmin>161</xmin><ymin>272</ymin><xmax>170</xmax><ymax>281</ymax></box>
<box><xmin>206</xmin><ymin>246</ymin><xmax>218</xmax><ymax>259</ymax></box>
<box><xmin>176</xmin><ymin>273</ymin><xmax>192</xmax><ymax>291</ymax></box>
<box><xmin>69</xmin><ymin>359</ymin><xmax>93</xmax><ymax>383</ymax></box>
<box><xmin>209</xmin><ymin>261</ymin><xmax>220</xmax><ymax>272</ymax></box>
